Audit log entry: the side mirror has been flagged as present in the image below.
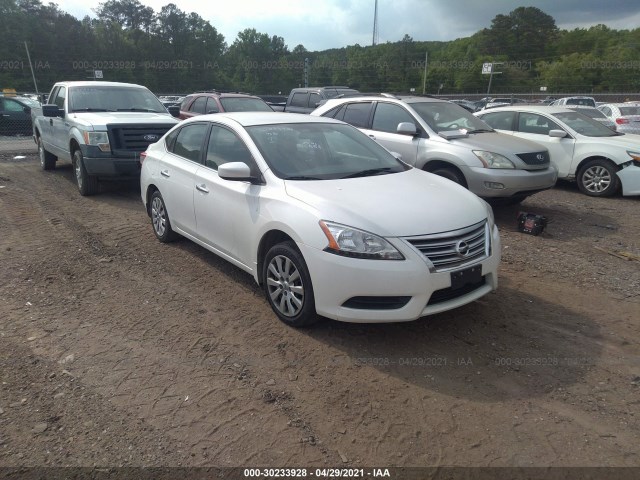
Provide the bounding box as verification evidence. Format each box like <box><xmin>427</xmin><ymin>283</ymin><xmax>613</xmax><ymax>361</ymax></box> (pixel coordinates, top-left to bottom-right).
<box><xmin>42</xmin><ymin>104</ymin><xmax>63</xmax><ymax>118</ymax></box>
<box><xmin>549</xmin><ymin>129</ymin><xmax>567</xmax><ymax>138</ymax></box>
<box><xmin>218</xmin><ymin>162</ymin><xmax>262</xmax><ymax>185</ymax></box>
<box><xmin>397</xmin><ymin>122</ymin><xmax>418</xmax><ymax>136</ymax></box>
<box><xmin>389</xmin><ymin>151</ymin><xmax>403</xmax><ymax>161</ymax></box>
<box><xmin>168</xmin><ymin>105</ymin><xmax>180</xmax><ymax>118</ymax></box>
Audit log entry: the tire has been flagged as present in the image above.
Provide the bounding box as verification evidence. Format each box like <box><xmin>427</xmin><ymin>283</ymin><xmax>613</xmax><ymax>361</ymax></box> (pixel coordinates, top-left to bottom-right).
<box><xmin>150</xmin><ymin>190</ymin><xmax>178</xmax><ymax>243</ymax></box>
<box><xmin>429</xmin><ymin>166</ymin><xmax>466</xmax><ymax>186</ymax></box>
<box><xmin>72</xmin><ymin>149</ymin><xmax>99</xmax><ymax>196</ymax></box>
<box><xmin>263</xmin><ymin>241</ymin><xmax>318</xmax><ymax>327</ymax></box>
<box><xmin>576</xmin><ymin>159</ymin><xmax>620</xmax><ymax>197</ymax></box>
<box><xmin>38</xmin><ymin>136</ymin><xmax>56</xmax><ymax>171</ymax></box>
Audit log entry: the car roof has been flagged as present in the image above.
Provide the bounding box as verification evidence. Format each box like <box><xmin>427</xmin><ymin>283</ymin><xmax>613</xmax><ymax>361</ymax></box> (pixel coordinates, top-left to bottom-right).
<box><xmin>54</xmin><ymin>81</ymin><xmax>147</xmax><ymax>89</ymax></box>
<box><xmin>476</xmin><ymin>105</ymin><xmax>574</xmax><ymax>115</ymax></box>
<box><xmin>185</xmin><ymin>92</ymin><xmax>261</xmax><ymax>99</ymax></box>
<box><xmin>321</xmin><ymin>95</ymin><xmax>448</xmax><ymax>108</ymax></box>
<box><xmin>183</xmin><ymin>111</ymin><xmax>345</xmax><ymax>127</ymax></box>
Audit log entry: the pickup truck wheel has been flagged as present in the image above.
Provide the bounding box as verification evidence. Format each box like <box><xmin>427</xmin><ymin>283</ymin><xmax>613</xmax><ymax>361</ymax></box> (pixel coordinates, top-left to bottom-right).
<box><xmin>38</xmin><ymin>137</ymin><xmax>56</xmax><ymax>171</ymax></box>
<box><xmin>577</xmin><ymin>159</ymin><xmax>620</xmax><ymax>197</ymax></box>
<box><xmin>72</xmin><ymin>149</ymin><xmax>99</xmax><ymax>196</ymax></box>
<box><xmin>150</xmin><ymin>190</ymin><xmax>178</xmax><ymax>243</ymax></box>
<box><xmin>262</xmin><ymin>242</ymin><xmax>318</xmax><ymax>327</ymax></box>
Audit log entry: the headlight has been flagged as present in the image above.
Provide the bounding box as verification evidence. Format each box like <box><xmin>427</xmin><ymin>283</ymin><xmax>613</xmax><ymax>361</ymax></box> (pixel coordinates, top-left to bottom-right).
<box><xmin>482</xmin><ymin>199</ymin><xmax>495</xmax><ymax>227</ymax></box>
<box><xmin>83</xmin><ymin>131</ymin><xmax>110</xmax><ymax>152</ymax></box>
<box><xmin>319</xmin><ymin>221</ymin><xmax>404</xmax><ymax>260</ymax></box>
<box><xmin>473</xmin><ymin>150</ymin><xmax>515</xmax><ymax>169</ymax></box>
<box><xmin>627</xmin><ymin>151</ymin><xmax>640</xmax><ymax>165</ymax></box>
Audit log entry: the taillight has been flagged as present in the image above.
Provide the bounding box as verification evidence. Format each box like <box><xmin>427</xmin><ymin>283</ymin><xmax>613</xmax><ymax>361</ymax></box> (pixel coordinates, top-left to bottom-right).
<box><xmin>616</xmin><ymin>118</ymin><xmax>629</xmax><ymax>125</ymax></box>
<box><xmin>139</xmin><ymin>151</ymin><xmax>147</xmax><ymax>165</ymax></box>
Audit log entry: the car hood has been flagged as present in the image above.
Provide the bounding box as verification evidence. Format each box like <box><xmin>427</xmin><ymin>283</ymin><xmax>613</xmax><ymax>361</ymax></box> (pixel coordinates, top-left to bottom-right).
<box><xmin>449</xmin><ymin>131</ymin><xmax>547</xmax><ymax>154</ymax></box>
<box><xmin>68</xmin><ymin>111</ymin><xmax>179</xmax><ymax>129</ymax></box>
<box><xmin>580</xmin><ymin>133</ymin><xmax>640</xmax><ymax>150</ymax></box>
<box><xmin>284</xmin><ymin>169</ymin><xmax>488</xmax><ymax>237</ymax></box>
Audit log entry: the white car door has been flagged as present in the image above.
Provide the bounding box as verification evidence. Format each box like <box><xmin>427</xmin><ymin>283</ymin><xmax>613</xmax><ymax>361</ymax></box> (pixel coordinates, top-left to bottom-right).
<box><xmin>158</xmin><ymin>123</ymin><xmax>209</xmax><ymax>236</ymax></box>
<box><xmin>193</xmin><ymin>124</ymin><xmax>260</xmax><ymax>269</ymax></box>
<box><xmin>511</xmin><ymin>112</ymin><xmax>576</xmax><ymax>178</ymax></box>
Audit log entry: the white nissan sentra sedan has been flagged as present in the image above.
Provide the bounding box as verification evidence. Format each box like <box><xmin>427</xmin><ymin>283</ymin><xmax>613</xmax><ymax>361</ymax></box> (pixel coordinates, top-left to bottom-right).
<box><xmin>140</xmin><ymin>113</ymin><xmax>500</xmax><ymax>327</ymax></box>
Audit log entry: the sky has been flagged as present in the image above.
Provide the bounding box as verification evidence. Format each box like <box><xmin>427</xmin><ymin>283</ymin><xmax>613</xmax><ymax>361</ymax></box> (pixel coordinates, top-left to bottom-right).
<box><xmin>54</xmin><ymin>0</ymin><xmax>640</xmax><ymax>51</ymax></box>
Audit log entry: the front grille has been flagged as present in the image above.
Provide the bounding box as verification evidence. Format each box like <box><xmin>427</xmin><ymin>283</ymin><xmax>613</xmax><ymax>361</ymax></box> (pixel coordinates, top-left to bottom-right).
<box><xmin>342</xmin><ymin>296</ymin><xmax>411</xmax><ymax>310</ymax></box>
<box><xmin>516</xmin><ymin>151</ymin><xmax>550</xmax><ymax>167</ymax></box>
<box><xmin>404</xmin><ymin>221</ymin><xmax>488</xmax><ymax>272</ymax></box>
<box><xmin>427</xmin><ymin>276</ymin><xmax>487</xmax><ymax>305</ymax></box>
<box><xmin>108</xmin><ymin>124</ymin><xmax>173</xmax><ymax>152</ymax></box>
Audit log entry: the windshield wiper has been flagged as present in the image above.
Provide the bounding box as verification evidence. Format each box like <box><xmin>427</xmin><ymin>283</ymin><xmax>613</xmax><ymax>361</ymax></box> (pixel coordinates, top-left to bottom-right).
<box><xmin>466</xmin><ymin>128</ymin><xmax>494</xmax><ymax>133</ymax></box>
<box><xmin>284</xmin><ymin>175</ymin><xmax>323</xmax><ymax>180</ymax></box>
<box><xmin>341</xmin><ymin>167</ymin><xmax>393</xmax><ymax>179</ymax></box>
<box><xmin>115</xmin><ymin>108</ymin><xmax>160</xmax><ymax>112</ymax></box>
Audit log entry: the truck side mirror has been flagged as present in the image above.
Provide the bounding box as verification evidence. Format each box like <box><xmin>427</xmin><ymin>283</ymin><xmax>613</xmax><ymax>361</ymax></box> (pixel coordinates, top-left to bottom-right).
<box><xmin>42</xmin><ymin>104</ymin><xmax>63</xmax><ymax>118</ymax></box>
<box><xmin>167</xmin><ymin>105</ymin><xmax>180</xmax><ymax>118</ymax></box>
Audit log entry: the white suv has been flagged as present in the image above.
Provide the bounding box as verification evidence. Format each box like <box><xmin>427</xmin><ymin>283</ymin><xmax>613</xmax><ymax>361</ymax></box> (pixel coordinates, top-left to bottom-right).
<box><xmin>312</xmin><ymin>95</ymin><xmax>557</xmax><ymax>203</ymax></box>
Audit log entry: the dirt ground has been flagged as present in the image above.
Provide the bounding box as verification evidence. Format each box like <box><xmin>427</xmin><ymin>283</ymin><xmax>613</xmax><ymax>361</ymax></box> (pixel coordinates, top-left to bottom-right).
<box><xmin>0</xmin><ymin>154</ymin><xmax>639</xmax><ymax>476</ymax></box>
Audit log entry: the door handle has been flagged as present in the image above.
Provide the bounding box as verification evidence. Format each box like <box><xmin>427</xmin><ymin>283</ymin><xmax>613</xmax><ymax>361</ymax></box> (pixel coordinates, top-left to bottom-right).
<box><xmin>160</xmin><ymin>170</ymin><xmax>170</xmax><ymax>178</ymax></box>
<box><xmin>1</xmin><ymin>114</ymin><xmax>9</xmax><ymax>118</ymax></box>
<box><xmin>49</xmin><ymin>119</ymin><xmax>53</xmax><ymax>125</ymax></box>
<box><xmin>195</xmin><ymin>184</ymin><xmax>209</xmax><ymax>193</ymax></box>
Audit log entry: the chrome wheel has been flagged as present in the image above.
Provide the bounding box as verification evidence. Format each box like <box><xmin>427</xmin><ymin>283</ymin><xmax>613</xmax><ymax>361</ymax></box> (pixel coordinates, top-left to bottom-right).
<box><xmin>266</xmin><ymin>255</ymin><xmax>304</xmax><ymax>317</ymax></box>
<box><xmin>74</xmin><ymin>158</ymin><xmax>83</xmax><ymax>189</ymax></box>
<box><xmin>582</xmin><ymin>165</ymin><xmax>611</xmax><ymax>194</ymax></box>
<box><xmin>151</xmin><ymin>196</ymin><xmax>167</xmax><ymax>237</ymax></box>
<box><xmin>38</xmin><ymin>141</ymin><xmax>45</xmax><ymax>167</ymax></box>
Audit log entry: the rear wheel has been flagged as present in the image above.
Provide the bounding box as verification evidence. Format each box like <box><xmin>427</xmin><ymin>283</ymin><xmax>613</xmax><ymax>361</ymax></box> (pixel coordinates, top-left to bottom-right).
<box><xmin>150</xmin><ymin>190</ymin><xmax>178</xmax><ymax>243</ymax></box>
<box><xmin>38</xmin><ymin>136</ymin><xmax>56</xmax><ymax>171</ymax></box>
<box><xmin>577</xmin><ymin>159</ymin><xmax>620</xmax><ymax>197</ymax></box>
<box><xmin>73</xmin><ymin>149</ymin><xmax>99</xmax><ymax>196</ymax></box>
<box><xmin>263</xmin><ymin>242</ymin><xmax>318</xmax><ymax>327</ymax></box>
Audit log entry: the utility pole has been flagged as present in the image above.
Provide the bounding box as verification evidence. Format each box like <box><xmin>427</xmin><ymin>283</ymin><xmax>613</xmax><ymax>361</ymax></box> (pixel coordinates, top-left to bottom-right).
<box><xmin>24</xmin><ymin>42</ymin><xmax>39</xmax><ymax>94</ymax></box>
<box><xmin>422</xmin><ymin>52</ymin><xmax>428</xmax><ymax>95</ymax></box>
<box><xmin>304</xmin><ymin>58</ymin><xmax>309</xmax><ymax>88</ymax></box>
<box><xmin>372</xmin><ymin>0</ymin><xmax>379</xmax><ymax>46</ymax></box>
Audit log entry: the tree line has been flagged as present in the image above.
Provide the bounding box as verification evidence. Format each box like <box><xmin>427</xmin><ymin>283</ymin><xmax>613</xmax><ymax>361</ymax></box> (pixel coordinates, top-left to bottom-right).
<box><xmin>1</xmin><ymin>0</ymin><xmax>639</xmax><ymax>96</ymax></box>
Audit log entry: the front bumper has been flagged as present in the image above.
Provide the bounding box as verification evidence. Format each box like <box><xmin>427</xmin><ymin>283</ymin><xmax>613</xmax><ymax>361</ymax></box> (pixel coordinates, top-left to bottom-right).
<box><xmin>79</xmin><ymin>145</ymin><xmax>141</xmax><ymax>178</ymax></box>
<box><xmin>464</xmin><ymin>166</ymin><xmax>557</xmax><ymax>198</ymax></box>
<box><xmin>617</xmin><ymin>164</ymin><xmax>640</xmax><ymax>196</ymax></box>
<box><xmin>299</xmin><ymin>224</ymin><xmax>501</xmax><ymax>323</ymax></box>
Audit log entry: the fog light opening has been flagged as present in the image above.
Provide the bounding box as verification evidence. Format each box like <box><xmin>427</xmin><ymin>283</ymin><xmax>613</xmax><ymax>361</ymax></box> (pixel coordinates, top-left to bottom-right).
<box><xmin>484</xmin><ymin>182</ymin><xmax>505</xmax><ymax>190</ymax></box>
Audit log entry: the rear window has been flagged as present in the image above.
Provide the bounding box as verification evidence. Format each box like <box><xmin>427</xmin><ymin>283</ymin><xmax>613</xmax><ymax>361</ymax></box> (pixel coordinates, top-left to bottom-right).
<box><xmin>565</xmin><ymin>98</ymin><xmax>596</xmax><ymax>107</ymax></box>
<box><xmin>220</xmin><ymin>97</ymin><xmax>272</xmax><ymax>112</ymax></box>
<box><xmin>619</xmin><ymin>106</ymin><xmax>640</xmax><ymax>116</ymax></box>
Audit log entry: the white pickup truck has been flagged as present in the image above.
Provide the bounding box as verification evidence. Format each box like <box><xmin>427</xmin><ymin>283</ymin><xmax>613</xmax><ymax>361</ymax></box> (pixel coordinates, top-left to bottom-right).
<box><xmin>32</xmin><ymin>81</ymin><xmax>180</xmax><ymax>195</ymax></box>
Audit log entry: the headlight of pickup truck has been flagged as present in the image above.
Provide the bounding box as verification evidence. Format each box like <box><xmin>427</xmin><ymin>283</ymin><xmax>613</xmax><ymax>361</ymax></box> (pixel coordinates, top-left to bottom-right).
<box><xmin>83</xmin><ymin>131</ymin><xmax>111</xmax><ymax>152</ymax></box>
<box><xmin>473</xmin><ymin>150</ymin><xmax>515</xmax><ymax>169</ymax></box>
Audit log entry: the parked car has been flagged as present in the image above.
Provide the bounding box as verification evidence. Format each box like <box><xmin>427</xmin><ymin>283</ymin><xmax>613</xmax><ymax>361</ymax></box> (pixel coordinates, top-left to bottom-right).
<box><xmin>284</xmin><ymin>86</ymin><xmax>360</xmax><ymax>114</ymax></box>
<box><xmin>179</xmin><ymin>92</ymin><xmax>273</xmax><ymax>119</ymax></box>
<box><xmin>567</xmin><ymin>106</ymin><xmax>617</xmax><ymax>131</ymax></box>
<box><xmin>140</xmin><ymin>112</ymin><xmax>501</xmax><ymax>326</ymax></box>
<box><xmin>475</xmin><ymin>105</ymin><xmax>640</xmax><ymax>197</ymax></box>
<box><xmin>311</xmin><ymin>95</ymin><xmax>557</xmax><ymax>203</ymax></box>
<box><xmin>32</xmin><ymin>81</ymin><xmax>180</xmax><ymax>196</ymax></box>
<box><xmin>550</xmin><ymin>96</ymin><xmax>596</xmax><ymax>107</ymax></box>
<box><xmin>0</xmin><ymin>95</ymin><xmax>40</xmax><ymax>135</ymax></box>
<box><xmin>597</xmin><ymin>103</ymin><xmax>640</xmax><ymax>135</ymax></box>
<box><xmin>449</xmin><ymin>99</ymin><xmax>477</xmax><ymax>112</ymax></box>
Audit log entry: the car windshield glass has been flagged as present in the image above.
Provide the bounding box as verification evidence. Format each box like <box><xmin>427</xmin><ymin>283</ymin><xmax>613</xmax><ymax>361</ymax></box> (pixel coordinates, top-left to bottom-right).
<box><xmin>69</xmin><ymin>86</ymin><xmax>166</xmax><ymax>113</ymax></box>
<box><xmin>219</xmin><ymin>97</ymin><xmax>273</xmax><ymax>112</ymax></box>
<box><xmin>619</xmin><ymin>106</ymin><xmax>640</xmax><ymax>116</ymax></box>
<box><xmin>246</xmin><ymin>123</ymin><xmax>410</xmax><ymax>180</ymax></box>
<box><xmin>566</xmin><ymin>98</ymin><xmax>595</xmax><ymax>107</ymax></box>
<box><xmin>411</xmin><ymin>102</ymin><xmax>491</xmax><ymax>133</ymax></box>
<box><xmin>16</xmin><ymin>97</ymin><xmax>40</xmax><ymax>108</ymax></box>
<box><xmin>553</xmin><ymin>112</ymin><xmax>618</xmax><ymax>137</ymax></box>
<box><xmin>326</xmin><ymin>89</ymin><xmax>359</xmax><ymax>99</ymax></box>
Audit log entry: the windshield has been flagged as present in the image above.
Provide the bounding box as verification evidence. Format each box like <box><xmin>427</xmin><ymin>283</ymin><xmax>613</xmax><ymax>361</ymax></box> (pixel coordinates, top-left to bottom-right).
<box><xmin>16</xmin><ymin>97</ymin><xmax>40</xmax><ymax>107</ymax></box>
<box><xmin>220</xmin><ymin>97</ymin><xmax>273</xmax><ymax>112</ymax></box>
<box><xmin>68</xmin><ymin>86</ymin><xmax>166</xmax><ymax>113</ymax></box>
<box><xmin>553</xmin><ymin>112</ymin><xmax>618</xmax><ymax>137</ymax></box>
<box><xmin>411</xmin><ymin>102</ymin><xmax>493</xmax><ymax>133</ymax></box>
<box><xmin>619</xmin><ymin>106</ymin><xmax>640</xmax><ymax>116</ymax></box>
<box><xmin>246</xmin><ymin>123</ymin><xmax>410</xmax><ymax>180</ymax></box>
<box><xmin>565</xmin><ymin>98</ymin><xmax>596</xmax><ymax>107</ymax></box>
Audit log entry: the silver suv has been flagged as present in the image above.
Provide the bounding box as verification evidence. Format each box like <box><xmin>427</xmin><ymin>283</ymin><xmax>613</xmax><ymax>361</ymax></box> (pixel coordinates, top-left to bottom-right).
<box><xmin>311</xmin><ymin>95</ymin><xmax>558</xmax><ymax>202</ymax></box>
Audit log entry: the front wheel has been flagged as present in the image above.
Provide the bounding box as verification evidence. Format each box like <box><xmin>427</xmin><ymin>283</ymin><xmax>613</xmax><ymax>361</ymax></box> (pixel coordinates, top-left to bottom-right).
<box><xmin>38</xmin><ymin>136</ymin><xmax>56</xmax><ymax>171</ymax></box>
<box><xmin>72</xmin><ymin>149</ymin><xmax>99</xmax><ymax>196</ymax></box>
<box><xmin>577</xmin><ymin>159</ymin><xmax>620</xmax><ymax>197</ymax></box>
<box><xmin>429</xmin><ymin>166</ymin><xmax>466</xmax><ymax>186</ymax></box>
<box><xmin>263</xmin><ymin>242</ymin><xmax>318</xmax><ymax>327</ymax></box>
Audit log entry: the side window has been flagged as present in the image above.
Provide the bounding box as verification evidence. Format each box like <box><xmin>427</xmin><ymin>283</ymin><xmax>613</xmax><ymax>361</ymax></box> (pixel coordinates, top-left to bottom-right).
<box><xmin>371</xmin><ymin>102</ymin><xmax>415</xmax><ymax>133</ymax></box>
<box><xmin>480</xmin><ymin>111</ymin><xmax>516</xmax><ymax>131</ymax></box>
<box><xmin>48</xmin><ymin>87</ymin><xmax>60</xmax><ymax>106</ymax></box>
<box><xmin>206</xmin><ymin>98</ymin><xmax>219</xmax><ymax>114</ymax></box>
<box><xmin>308</xmin><ymin>93</ymin><xmax>321</xmax><ymax>108</ymax></box>
<box><xmin>518</xmin><ymin>113</ymin><xmax>561</xmax><ymax>135</ymax></box>
<box><xmin>172</xmin><ymin>123</ymin><xmax>208</xmax><ymax>162</ymax></box>
<box><xmin>342</xmin><ymin>103</ymin><xmax>372</xmax><ymax>128</ymax></box>
<box><xmin>179</xmin><ymin>96</ymin><xmax>192</xmax><ymax>110</ymax></box>
<box><xmin>164</xmin><ymin>128</ymin><xmax>179</xmax><ymax>151</ymax></box>
<box><xmin>4</xmin><ymin>99</ymin><xmax>25</xmax><ymax>112</ymax></box>
<box><xmin>290</xmin><ymin>92</ymin><xmax>308</xmax><ymax>107</ymax></box>
<box><xmin>600</xmin><ymin>107</ymin><xmax>612</xmax><ymax>116</ymax></box>
<box><xmin>190</xmin><ymin>97</ymin><xmax>207</xmax><ymax>114</ymax></box>
<box><xmin>53</xmin><ymin>87</ymin><xmax>66</xmax><ymax>109</ymax></box>
<box><xmin>206</xmin><ymin>125</ymin><xmax>254</xmax><ymax>171</ymax></box>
